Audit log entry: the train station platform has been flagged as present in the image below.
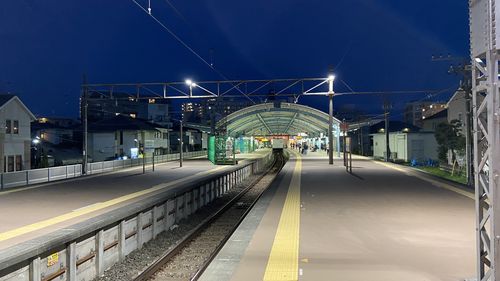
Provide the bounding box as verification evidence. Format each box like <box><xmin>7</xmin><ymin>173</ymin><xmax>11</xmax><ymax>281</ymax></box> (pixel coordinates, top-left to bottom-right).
<box><xmin>200</xmin><ymin>150</ymin><xmax>476</xmax><ymax>281</ymax></box>
<box><xmin>0</xmin><ymin>149</ymin><xmax>269</xmax><ymax>250</ymax></box>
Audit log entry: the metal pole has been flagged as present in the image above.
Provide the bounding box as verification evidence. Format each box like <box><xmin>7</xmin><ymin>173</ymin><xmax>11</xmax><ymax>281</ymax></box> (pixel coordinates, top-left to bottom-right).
<box><xmin>349</xmin><ymin>151</ymin><xmax>352</xmax><ymax>173</ymax></box>
<box><xmin>180</xmin><ymin>120</ymin><xmax>183</xmax><ymax>168</ymax></box>
<box><xmin>82</xmin><ymin>75</ymin><xmax>89</xmax><ymax>174</ymax></box>
<box><xmin>360</xmin><ymin>124</ymin><xmax>364</xmax><ymax>156</ymax></box>
<box><xmin>343</xmin><ymin>126</ymin><xmax>347</xmax><ymax>167</ymax></box>
<box><xmin>384</xmin><ymin>101</ymin><xmax>391</xmax><ymax>162</ymax></box>
<box><xmin>328</xmin><ymin>94</ymin><xmax>334</xmax><ymax>165</ymax></box>
<box><xmin>233</xmin><ymin>139</ymin><xmax>236</xmax><ymax>165</ymax></box>
<box><xmin>142</xmin><ymin>150</ymin><xmax>145</xmax><ymax>174</ymax></box>
<box><xmin>328</xmin><ymin>76</ymin><xmax>334</xmax><ymax>165</ymax></box>
<box><xmin>464</xmin><ymin>87</ymin><xmax>473</xmax><ymax>186</ymax></box>
<box><xmin>152</xmin><ymin>152</ymin><xmax>155</xmax><ymax>172</ymax></box>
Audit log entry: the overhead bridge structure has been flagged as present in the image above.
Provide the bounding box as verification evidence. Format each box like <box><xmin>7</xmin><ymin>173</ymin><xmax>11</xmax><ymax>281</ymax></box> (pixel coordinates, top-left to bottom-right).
<box><xmin>217</xmin><ymin>102</ymin><xmax>341</xmax><ymax>137</ymax></box>
<box><xmin>216</xmin><ymin>102</ymin><xmax>341</xmax><ymax>148</ymax></box>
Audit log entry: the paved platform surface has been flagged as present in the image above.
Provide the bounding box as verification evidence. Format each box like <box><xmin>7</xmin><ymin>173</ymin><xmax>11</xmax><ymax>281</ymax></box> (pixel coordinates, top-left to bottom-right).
<box><xmin>0</xmin><ymin>150</ymin><xmax>269</xmax><ymax>250</ymax></box>
<box><xmin>201</xmin><ymin>150</ymin><xmax>475</xmax><ymax>281</ymax></box>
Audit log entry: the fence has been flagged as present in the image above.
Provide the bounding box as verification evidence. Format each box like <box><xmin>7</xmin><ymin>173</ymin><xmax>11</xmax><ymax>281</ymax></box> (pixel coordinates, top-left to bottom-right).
<box><xmin>86</xmin><ymin>150</ymin><xmax>207</xmax><ymax>175</ymax></box>
<box><xmin>0</xmin><ymin>150</ymin><xmax>207</xmax><ymax>190</ymax></box>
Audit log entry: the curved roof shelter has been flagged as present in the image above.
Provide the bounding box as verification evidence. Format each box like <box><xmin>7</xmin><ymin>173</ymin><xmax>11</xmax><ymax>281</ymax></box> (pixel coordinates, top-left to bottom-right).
<box><xmin>217</xmin><ymin>102</ymin><xmax>342</xmax><ymax>137</ymax></box>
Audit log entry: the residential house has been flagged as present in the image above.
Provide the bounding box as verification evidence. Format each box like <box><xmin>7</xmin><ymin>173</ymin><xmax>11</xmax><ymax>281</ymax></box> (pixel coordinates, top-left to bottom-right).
<box><xmin>88</xmin><ymin>115</ymin><xmax>170</xmax><ymax>162</ymax></box>
<box><xmin>85</xmin><ymin>92</ymin><xmax>172</xmax><ymax>127</ymax></box>
<box><xmin>31</xmin><ymin>117</ymin><xmax>82</xmax><ymax>167</ymax></box>
<box><xmin>0</xmin><ymin>95</ymin><xmax>36</xmax><ymax>172</ymax></box>
<box><xmin>422</xmin><ymin>109</ymin><xmax>448</xmax><ymax>132</ymax></box>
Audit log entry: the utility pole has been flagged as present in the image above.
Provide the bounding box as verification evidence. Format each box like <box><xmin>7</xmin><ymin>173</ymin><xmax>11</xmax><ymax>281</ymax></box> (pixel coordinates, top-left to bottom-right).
<box><xmin>327</xmin><ymin>74</ymin><xmax>335</xmax><ymax>165</ymax></box>
<box><xmin>383</xmin><ymin>100</ymin><xmax>391</xmax><ymax>162</ymax></box>
<box><xmin>179</xmin><ymin>120</ymin><xmax>183</xmax><ymax>168</ymax></box>
<box><xmin>82</xmin><ymin>75</ymin><xmax>89</xmax><ymax>174</ymax></box>
<box><xmin>433</xmin><ymin>55</ymin><xmax>473</xmax><ymax>186</ymax></box>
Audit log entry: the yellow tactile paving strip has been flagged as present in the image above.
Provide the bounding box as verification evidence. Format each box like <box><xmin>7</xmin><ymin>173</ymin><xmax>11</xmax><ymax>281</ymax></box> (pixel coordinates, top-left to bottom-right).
<box><xmin>0</xmin><ymin>166</ymin><xmax>225</xmax><ymax>242</ymax></box>
<box><xmin>263</xmin><ymin>152</ymin><xmax>302</xmax><ymax>281</ymax></box>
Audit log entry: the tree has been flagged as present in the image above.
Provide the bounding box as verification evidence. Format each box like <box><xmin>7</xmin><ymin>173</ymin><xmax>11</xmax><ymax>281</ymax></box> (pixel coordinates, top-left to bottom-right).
<box><xmin>434</xmin><ymin>119</ymin><xmax>466</xmax><ymax>174</ymax></box>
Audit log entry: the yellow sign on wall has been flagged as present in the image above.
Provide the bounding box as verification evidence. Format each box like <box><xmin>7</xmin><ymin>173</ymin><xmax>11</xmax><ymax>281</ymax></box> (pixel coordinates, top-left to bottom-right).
<box><xmin>47</xmin><ymin>253</ymin><xmax>59</xmax><ymax>267</ymax></box>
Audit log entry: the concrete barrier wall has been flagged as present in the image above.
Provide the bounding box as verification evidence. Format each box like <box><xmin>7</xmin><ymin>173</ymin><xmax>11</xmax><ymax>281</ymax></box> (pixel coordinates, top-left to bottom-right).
<box><xmin>0</xmin><ymin>151</ymin><xmax>207</xmax><ymax>191</ymax></box>
<box><xmin>0</xmin><ymin>151</ymin><xmax>274</xmax><ymax>281</ymax></box>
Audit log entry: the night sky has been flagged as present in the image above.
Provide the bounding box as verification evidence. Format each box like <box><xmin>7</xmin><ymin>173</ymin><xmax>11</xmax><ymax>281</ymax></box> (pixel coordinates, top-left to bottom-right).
<box><xmin>0</xmin><ymin>1</ymin><xmax>469</xmax><ymax>119</ymax></box>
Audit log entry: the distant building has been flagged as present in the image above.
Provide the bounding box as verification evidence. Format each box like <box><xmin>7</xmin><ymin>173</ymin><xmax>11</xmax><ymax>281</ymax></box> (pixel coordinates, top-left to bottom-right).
<box><xmin>421</xmin><ymin>109</ymin><xmax>448</xmax><ymax>132</ymax></box>
<box><xmin>85</xmin><ymin>92</ymin><xmax>172</xmax><ymax>127</ymax></box>
<box><xmin>0</xmin><ymin>95</ymin><xmax>36</xmax><ymax>172</ymax></box>
<box><xmin>88</xmin><ymin>115</ymin><xmax>170</xmax><ymax>162</ymax></box>
<box><xmin>348</xmin><ymin>120</ymin><xmax>419</xmax><ymax>157</ymax></box>
<box><xmin>371</xmin><ymin>131</ymin><xmax>438</xmax><ymax>162</ymax></box>
<box><xmin>182</xmin><ymin>98</ymin><xmax>255</xmax><ymax>127</ymax></box>
<box><xmin>32</xmin><ymin>117</ymin><xmax>79</xmax><ymax>145</ymax></box>
<box><xmin>31</xmin><ymin>117</ymin><xmax>82</xmax><ymax>167</ymax></box>
<box><xmin>404</xmin><ymin>101</ymin><xmax>446</xmax><ymax>128</ymax></box>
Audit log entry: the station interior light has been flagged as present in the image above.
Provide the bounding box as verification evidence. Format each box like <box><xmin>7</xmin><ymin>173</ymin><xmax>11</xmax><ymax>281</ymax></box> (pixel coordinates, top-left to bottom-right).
<box><xmin>328</xmin><ymin>74</ymin><xmax>335</xmax><ymax>81</ymax></box>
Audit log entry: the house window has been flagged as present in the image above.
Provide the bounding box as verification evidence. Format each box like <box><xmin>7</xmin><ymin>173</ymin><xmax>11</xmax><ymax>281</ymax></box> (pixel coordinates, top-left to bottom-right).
<box><xmin>15</xmin><ymin>155</ymin><xmax>22</xmax><ymax>171</ymax></box>
<box><xmin>7</xmin><ymin>156</ymin><xmax>14</xmax><ymax>172</ymax></box>
<box><xmin>5</xmin><ymin>120</ymin><xmax>11</xmax><ymax>134</ymax></box>
<box><xmin>163</xmin><ymin>133</ymin><xmax>168</xmax><ymax>139</ymax></box>
<box><xmin>13</xmin><ymin>120</ymin><xmax>19</xmax><ymax>134</ymax></box>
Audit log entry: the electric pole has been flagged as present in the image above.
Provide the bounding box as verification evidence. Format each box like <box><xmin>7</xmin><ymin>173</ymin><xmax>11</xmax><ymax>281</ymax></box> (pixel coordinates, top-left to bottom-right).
<box><xmin>180</xmin><ymin>119</ymin><xmax>183</xmax><ymax>168</ymax></box>
<box><xmin>82</xmin><ymin>75</ymin><xmax>89</xmax><ymax>174</ymax></box>
<box><xmin>383</xmin><ymin>100</ymin><xmax>391</xmax><ymax>162</ymax></box>
<box><xmin>432</xmin><ymin>55</ymin><xmax>473</xmax><ymax>186</ymax></box>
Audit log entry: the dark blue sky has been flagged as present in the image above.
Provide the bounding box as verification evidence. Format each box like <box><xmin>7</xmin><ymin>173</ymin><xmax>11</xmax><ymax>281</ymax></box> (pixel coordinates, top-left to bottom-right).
<box><xmin>0</xmin><ymin>0</ymin><xmax>469</xmax><ymax>118</ymax></box>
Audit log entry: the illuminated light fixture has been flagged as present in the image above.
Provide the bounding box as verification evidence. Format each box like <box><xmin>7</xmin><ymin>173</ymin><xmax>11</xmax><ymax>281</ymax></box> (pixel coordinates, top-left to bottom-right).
<box><xmin>475</xmin><ymin>58</ymin><xmax>483</xmax><ymax>63</ymax></box>
<box><xmin>185</xmin><ymin>79</ymin><xmax>193</xmax><ymax>86</ymax></box>
<box><xmin>328</xmin><ymin>75</ymin><xmax>335</xmax><ymax>81</ymax></box>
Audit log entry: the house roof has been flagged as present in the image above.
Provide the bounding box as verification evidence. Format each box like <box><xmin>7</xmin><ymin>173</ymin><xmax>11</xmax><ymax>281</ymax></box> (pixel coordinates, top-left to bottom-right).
<box><xmin>31</xmin><ymin>121</ymin><xmax>70</xmax><ymax>131</ymax></box>
<box><xmin>423</xmin><ymin>108</ymin><xmax>448</xmax><ymax>121</ymax></box>
<box><xmin>89</xmin><ymin>114</ymin><xmax>166</xmax><ymax>132</ymax></box>
<box><xmin>369</xmin><ymin>120</ymin><xmax>420</xmax><ymax>134</ymax></box>
<box><xmin>0</xmin><ymin>94</ymin><xmax>37</xmax><ymax>120</ymax></box>
<box><xmin>0</xmin><ymin>94</ymin><xmax>15</xmax><ymax>107</ymax></box>
<box><xmin>446</xmin><ymin>88</ymin><xmax>465</xmax><ymax>107</ymax></box>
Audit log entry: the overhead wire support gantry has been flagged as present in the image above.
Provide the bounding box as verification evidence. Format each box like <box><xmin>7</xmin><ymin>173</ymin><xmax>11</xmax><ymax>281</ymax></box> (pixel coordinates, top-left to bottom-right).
<box><xmin>82</xmin><ymin>77</ymin><xmax>335</xmax><ymax>103</ymax></box>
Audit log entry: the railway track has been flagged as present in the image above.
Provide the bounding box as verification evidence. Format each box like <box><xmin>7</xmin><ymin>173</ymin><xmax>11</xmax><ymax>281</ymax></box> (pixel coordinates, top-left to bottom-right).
<box><xmin>132</xmin><ymin>152</ymin><xmax>286</xmax><ymax>281</ymax></box>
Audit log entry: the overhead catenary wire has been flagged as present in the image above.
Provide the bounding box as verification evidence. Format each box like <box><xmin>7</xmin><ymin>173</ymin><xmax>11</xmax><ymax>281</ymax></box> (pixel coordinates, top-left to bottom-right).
<box><xmin>129</xmin><ymin>0</ymin><xmax>255</xmax><ymax>103</ymax></box>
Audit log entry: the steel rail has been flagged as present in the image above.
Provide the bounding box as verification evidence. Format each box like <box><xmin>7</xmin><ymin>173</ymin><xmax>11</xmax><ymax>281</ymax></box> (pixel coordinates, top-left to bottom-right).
<box><xmin>190</xmin><ymin>154</ymin><xmax>286</xmax><ymax>281</ymax></box>
<box><xmin>132</xmin><ymin>153</ymin><xmax>285</xmax><ymax>281</ymax></box>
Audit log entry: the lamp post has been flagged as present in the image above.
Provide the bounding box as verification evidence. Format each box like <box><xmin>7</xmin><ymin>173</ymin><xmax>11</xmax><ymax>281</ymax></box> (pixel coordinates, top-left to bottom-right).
<box><xmin>327</xmin><ymin>74</ymin><xmax>335</xmax><ymax>165</ymax></box>
<box><xmin>32</xmin><ymin>136</ymin><xmax>41</xmax><ymax>168</ymax></box>
<box><xmin>180</xmin><ymin>119</ymin><xmax>183</xmax><ymax>168</ymax></box>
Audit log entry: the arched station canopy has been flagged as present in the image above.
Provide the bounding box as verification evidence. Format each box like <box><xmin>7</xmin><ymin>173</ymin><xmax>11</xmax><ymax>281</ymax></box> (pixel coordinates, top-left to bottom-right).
<box><xmin>217</xmin><ymin>102</ymin><xmax>342</xmax><ymax>138</ymax></box>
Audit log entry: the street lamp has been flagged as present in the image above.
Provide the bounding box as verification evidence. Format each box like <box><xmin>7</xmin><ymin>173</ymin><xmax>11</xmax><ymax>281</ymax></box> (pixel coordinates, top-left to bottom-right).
<box><xmin>185</xmin><ymin>79</ymin><xmax>197</xmax><ymax>97</ymax></box>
